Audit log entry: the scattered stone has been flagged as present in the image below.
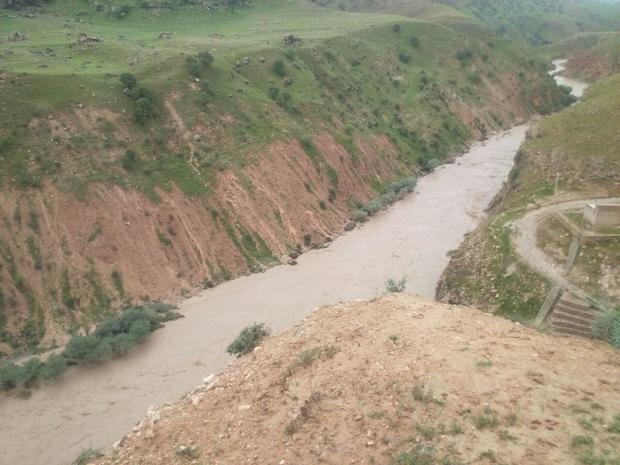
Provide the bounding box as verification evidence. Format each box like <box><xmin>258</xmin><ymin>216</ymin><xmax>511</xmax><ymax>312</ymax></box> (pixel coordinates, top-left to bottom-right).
<box><xmin>8</xmin><ymin>31</ymin><xmax>26</xmax><ymax>41</ymax></box>
<box><xmin>77</xmin><ymin>33</ymin><xmax>101</xmax><ymax>45</ymax></box>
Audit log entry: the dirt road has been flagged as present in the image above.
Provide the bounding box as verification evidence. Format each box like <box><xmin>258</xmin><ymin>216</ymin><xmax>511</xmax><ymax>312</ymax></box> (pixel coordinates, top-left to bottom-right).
<box><xmin>512</xmin><ymin>197</ymin><xmax>620</xmax><ymax>304</ymax></box>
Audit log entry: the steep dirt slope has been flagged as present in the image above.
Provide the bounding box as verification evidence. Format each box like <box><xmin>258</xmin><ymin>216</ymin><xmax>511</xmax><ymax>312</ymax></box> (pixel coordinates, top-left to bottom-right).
<box><xmin>93</xmin><ymin>294</ymin><xmax>620</xmax><ymax>465</ymax></box>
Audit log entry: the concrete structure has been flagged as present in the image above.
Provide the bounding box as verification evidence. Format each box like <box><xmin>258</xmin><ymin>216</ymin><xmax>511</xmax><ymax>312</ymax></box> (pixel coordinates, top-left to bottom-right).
<box><xmin>583</xmin><ymin>203</ymin><xmax>620</xmax><ymax>228</ymax></box>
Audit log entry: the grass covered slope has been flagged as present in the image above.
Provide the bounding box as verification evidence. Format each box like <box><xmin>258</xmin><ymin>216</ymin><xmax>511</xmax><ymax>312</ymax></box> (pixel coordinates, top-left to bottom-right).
<box><xmin>437</xmin><ymin>73</ymin><xmax>620</xmax><ymax>320</ymax></box>
<box><xmin>438</xmin><ymin>0</ymin><xmax>620</xmax><ymax>45</ymax></box>
<box><xmin>0</xmin><ymin>0</ymin><xmax>573</xmax><ymax>355</ymax></box>
<box><xmin>92</xmin><ymin>294</ymin><xmax>620</xmax><ymax>465</ymax></box>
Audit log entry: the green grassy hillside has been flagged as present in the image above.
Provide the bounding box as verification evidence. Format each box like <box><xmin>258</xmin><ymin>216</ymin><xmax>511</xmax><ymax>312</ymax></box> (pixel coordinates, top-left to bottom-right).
<box><xmin>0</xmin><ymin>0</ymin><xmax>574</xmax><ymax>355</ymax></box>
<box><xmin>438</xmin><ymin>0</ymin><xmax>620</xmax><ymax>44</ymax></box>
<box><xmin>438</xmin><ymin>73</ymin><xmax>620</xmax><ymax>320</ymax></box>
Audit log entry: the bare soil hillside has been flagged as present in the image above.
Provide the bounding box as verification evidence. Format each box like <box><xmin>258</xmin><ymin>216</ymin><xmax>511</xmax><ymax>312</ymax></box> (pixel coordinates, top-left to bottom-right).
<box><xmin>94</xmin><ymin>294</ymin><xmax>620</xmax><ymax>465</ymax></box>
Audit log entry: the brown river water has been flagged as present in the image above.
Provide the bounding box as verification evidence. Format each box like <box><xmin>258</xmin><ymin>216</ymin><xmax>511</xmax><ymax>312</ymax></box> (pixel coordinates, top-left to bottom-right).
<box><xmin>0</xmin><ymin>64</ymin><xmax>585</xmax><ymax>465</ymax></box>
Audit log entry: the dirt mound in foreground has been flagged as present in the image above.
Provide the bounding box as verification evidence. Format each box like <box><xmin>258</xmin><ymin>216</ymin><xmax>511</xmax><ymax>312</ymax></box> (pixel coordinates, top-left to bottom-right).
<box><xmin>95</xmin><ymin>295</ymin><xmax>620</xmax><ymax>465</ymax></box>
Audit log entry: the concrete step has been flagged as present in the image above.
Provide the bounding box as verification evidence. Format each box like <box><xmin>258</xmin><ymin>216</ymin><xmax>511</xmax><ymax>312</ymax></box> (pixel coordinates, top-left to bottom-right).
<box><xmin>551</xmin><ymin>319</ymin><xmax>593</xmax><ymax>336</ymax></box>
<box><xmin>552</xmin><ymin>326</ymin><xmax>594</xmax><ymax>338</ymax></box>
<box><xmin>555</xmin><ymin>298</ymin><xmax>593</xmax><ymax>313</ymax></box>
<box><xmin>553</xmin><ymin>303</ymin><xmax>601</xmax><ymax>319</ymax></box>
<box><xmin>551</xmin><ymin>311</ymin><xmax>595</xmax><ymax>327</ymax></box>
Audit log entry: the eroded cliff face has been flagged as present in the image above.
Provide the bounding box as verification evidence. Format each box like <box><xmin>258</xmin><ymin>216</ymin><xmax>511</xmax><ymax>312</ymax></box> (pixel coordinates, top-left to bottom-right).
<box><xmin>0</xmin><ymin>47</ymin><xmax>570</xmax><ymax>355</ymax></box>
<box><xmin>0</xmin><ymin>129</ymin><xmax>408</xmax><ymax>353</ymax></box>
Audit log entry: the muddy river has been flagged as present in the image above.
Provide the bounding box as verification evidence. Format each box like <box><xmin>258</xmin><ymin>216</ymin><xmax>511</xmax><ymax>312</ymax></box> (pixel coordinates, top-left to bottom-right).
<box><xmin>0</xmin><ymin>63</ymin><xmax>586</xmax><ymax>465</ymax></box>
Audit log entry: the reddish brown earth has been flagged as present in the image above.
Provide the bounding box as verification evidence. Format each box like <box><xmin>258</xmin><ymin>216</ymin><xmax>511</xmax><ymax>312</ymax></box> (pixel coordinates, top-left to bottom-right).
<box><xmin>0</xmin><ymin>131</ymin><xmax>401</xmax><ymax>354</ymax></box>
<box><xmin>92</xmin><ymin>294</ymin><xmax>620</xmax><ymax>465</ymax></box>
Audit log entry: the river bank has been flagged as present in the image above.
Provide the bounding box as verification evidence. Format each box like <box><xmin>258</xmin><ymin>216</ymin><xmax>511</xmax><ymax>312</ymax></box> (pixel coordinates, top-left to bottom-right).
<box><xmin>0</xmin><ymin>123</ymin><xmax>528</xmax><ymax>465</ymax></box>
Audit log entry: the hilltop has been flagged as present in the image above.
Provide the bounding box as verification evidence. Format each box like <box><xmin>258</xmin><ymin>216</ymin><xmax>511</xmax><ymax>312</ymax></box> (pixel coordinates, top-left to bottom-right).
<box><xmin>0</xmin><ymin>0</ymin><xmax>573</xmax><ymax>355</ymax></box>
<box><xmin>92</xmin><ymin>293</ymin><xmax>620</xmax><ymax>465</ymax></box>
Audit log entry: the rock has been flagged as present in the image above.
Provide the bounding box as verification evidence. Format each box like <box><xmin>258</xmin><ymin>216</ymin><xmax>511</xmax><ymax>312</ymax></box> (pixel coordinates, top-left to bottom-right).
<box><xmin>8</xmin><ymin>31</ymin><xmax>26</xmax><ymax>41</ymax></box>
<box><xmin>287</xmin><ymin>259</ymin><xmax>298</xmax><ymax>266</ymax></box>
<box><xmin>344</xmin><ymin>221</ymin><xmax>356</xmax><ymax>232</ymax></box>
<box><xmin>77</xmin><ymin>33</ymin><xmax>100</xmax><ymax>45</ymax></box>
<box><xmin>288</xmin><ymin>250</ymin><xmax>299</xmax><ymax>259</ymax></box>
<box><xmin>238</xmin><ymin>404</ymin><xmax>251</xmax><ymax>412</ymax></box>
<box><xmin>158</xmin><ymin>31</ymin><xmax>173</xmax><ymax>39</ymax></box>
<box><xmin>242</xmin><ymin>56</ymin><xmax>250</xmax><ymax>66</ymax></box>
<box><xmin>193</xmin><ymin>134</ymin><xmax>201</xmax><ymax>141</ymax></box>
<box><xmin>282</xmin><ymin>34</ymin><xmax>302</xmax><ymax>46</ymax></box>
<box><xmin>203</xmin><ymin>373</ymin><xmax>215</xmax><ymax>384</ymax></box>
<box><xmin>259</xmin><ymin>57</ymin><xmax>265</xmax><ymax>63</ymax></box>
<box><xmin>146</xmin><ymin>406</ymin><xmax>161</xmax><ymax>424</ymax></box>
<box><xmin>282</xmin><ymin>76</ymin><xmax>293</xmax><ymax>86</ymax></box>
<box><xmin>144</xmin><ymin>428</ymin><xmax>154</xmax><ymax>439</ymax></box>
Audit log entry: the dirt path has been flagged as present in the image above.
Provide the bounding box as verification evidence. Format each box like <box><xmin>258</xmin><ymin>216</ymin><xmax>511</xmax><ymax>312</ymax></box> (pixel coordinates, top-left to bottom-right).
<box><xmin>0</xmin><ymin>126</ymin><xmax>528</xmax><ymax>465</ymax></box>
<box><xmin>511</xmin><ymin>197</ymin><xmax>620</xmax><ymax>304</ymax></box>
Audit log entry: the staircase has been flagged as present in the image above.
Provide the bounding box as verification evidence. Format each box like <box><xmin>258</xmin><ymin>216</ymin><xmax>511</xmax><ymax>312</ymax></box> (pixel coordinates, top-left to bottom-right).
<box><xmin>549</xmin><ymin>295</ymin><xmax>605</xmax><ymax>337</ymax></box>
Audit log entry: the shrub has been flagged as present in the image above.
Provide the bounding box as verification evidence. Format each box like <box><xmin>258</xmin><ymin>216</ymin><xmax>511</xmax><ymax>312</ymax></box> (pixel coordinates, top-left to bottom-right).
<box><xmin>409</xmin><ymin>36</ymin><xmax>420</xmax><ymax>47</ymax></box>
<box><xmin>398</xmin><ymin>52</ymin><xmax>411</xmax><ymax>64</ymax></box>
<box><xmin>186</xmin><ymin>50</ymin><xmax>214</xmax><ymax>78</ymax></box>
<box><xmin>39</xmin><ymin>354</ymin><xmax>68</xmax><ymax>382</ymax></box>
<box><xmin>121</xmin><ymin>150</ymin><xmax>138</xmax><ymax>171</ymax></box>
<box><xmin>268</xmin><ymin>86</ymin><xmax>280</xmax><ymax>100</ymax></box>
<box><xmin>272</xmin><ymin>60</ymin><xmax>286</xmax><ymax>77</ymax></box>
<box><xmin>385</xmin><ymin>277</ymin><xmax>407</xmax><ymax>293</ymax></box>
<box><xmin>362</xmin><ymin>199</ymin><xmax>382</xmax><ymax>216</ymax></box>
<box><xmin>0</xmin><ymin>364</ymin><xmax>22</xmax><ymax>390</ymax></box>
<box><xmin>227</xmin><ymin>323</ymin><xmax>269</xmax><ymax>357</ymax></box>
<box><xmin>392</xmin><ymin>23</ymin><xmax>401</xmax><ymax>33</ymax></box>
<box><xmin>19</xmin><ymin>357</ymin><xmax>43</xmax><ymax>388</ymax></box>
<box><xmin>119</xmin><ymin>73</ymin><xmax>137</xmax><ymax>90</ymax></box>
<box><xmin>72</xmin><ymin>448</ymin><xmax>102</xmax><ymax>465</ymax></box>
<box><xmin>425</xmin><ymin>158</ymin><xmax>440</xmax><ymax>171</ymax></box>
<box><xmin>592</xmin><ymin>309</ymin><xmax>620</xmax><ymax>348</ymax></box>
<box><xmin>127</xmin><ymin>85</ymin><xmax>152</xmax><ymax>101</ymax></box>
<box><xmin>352</xmin><ymin>209</ymin><xmax>369</xmax><ymax>223</ymax></box>
<box><xmin>134</xmin><ymin>97</ymin><xmax>155</xmax><ymax>124</ymax></box>
<box><xmin>63</xmin><ymin>335</ymin><xmax>113</xmax><ymax>365</ymax></box>
<box><xmin>197</xmin><ymin>49</ymin><xmax>214</xmax><ymax>67</ymax></box>
<box><xmin>455</xmin><ymin>50</ymin><xmax>473</xmax><ymax>62</ymax></box>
